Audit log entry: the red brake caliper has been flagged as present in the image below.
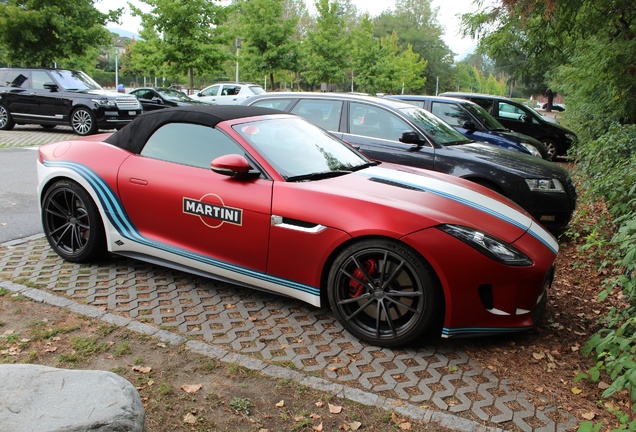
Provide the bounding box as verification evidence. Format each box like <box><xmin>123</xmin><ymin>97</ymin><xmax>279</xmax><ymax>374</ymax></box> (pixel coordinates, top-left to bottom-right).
<box><xmin>348</xmin><ymin>259</ymin><xmax>377</xmax><ymax>298</ymax></box>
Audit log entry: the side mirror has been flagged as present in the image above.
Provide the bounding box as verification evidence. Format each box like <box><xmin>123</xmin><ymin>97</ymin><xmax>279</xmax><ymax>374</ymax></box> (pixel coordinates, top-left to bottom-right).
<box><xmin>399</xmin><ymin>130</ymin><xmax>422</xmax><ymax>145</ymax></box>
<box><xmin>211</xmin><ymin>154</ymin><xmax>260</xmax><ymax>179</ymax></box>
<box><xmin>151</xmin><ymin>97</ymin><xmax>163</xmax><ymax>104</ymax></box>
<box><xmin>520</xmin><ymin>114</ymin><xmax>531</xmax><ymax>123</ymax></box>
<box><xmin>43</xmin><ymin>83</ymin><xmax>58</xmax><ymax>92</ymax></box>
<box><xmin>462</xmin><ymin>120</ymin><xmax>476</xmax><ymax>131</ymax></box>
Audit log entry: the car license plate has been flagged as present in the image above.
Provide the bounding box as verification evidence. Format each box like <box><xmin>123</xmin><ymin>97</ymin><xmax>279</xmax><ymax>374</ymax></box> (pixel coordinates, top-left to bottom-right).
<box><xmin>129</xmin><ymin>111</ymin><xmax>137</xmax><ymax>115</ymax></box>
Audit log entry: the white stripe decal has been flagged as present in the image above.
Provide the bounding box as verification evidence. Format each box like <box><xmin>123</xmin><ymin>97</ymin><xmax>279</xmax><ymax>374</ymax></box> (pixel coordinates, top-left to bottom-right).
<box><xmin>358</xmin><ymin>166</ymin><xmax>558</xmax><ymax>254</ymax></box>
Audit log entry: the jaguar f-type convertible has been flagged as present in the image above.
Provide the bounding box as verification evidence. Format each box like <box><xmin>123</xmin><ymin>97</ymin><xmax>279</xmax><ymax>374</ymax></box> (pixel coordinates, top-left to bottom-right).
<box><xmin>37</xmin><ymin>105</ymin><xmax>558</xmax><ymax>347</ymax></box>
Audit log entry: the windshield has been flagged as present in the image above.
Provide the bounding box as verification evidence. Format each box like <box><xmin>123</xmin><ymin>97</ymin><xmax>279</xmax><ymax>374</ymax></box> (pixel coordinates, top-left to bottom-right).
<box><xmin>233</xmin><ymin>117</ymin><xmax>371</xmax><ymax>181</ymax></box>
<box><xmin>249</xmin><ymin>86</ymin><xmax>266</xmax><ymax>95</ymax></box>
<box><xmin>462</xmin><ymin>103</ymin><xmax>508</xmax><ymax>131</ymax></box>
<box><xmin>400</xmin><ymin>107</ymin><xmax>472</xmax><ymax>145</ymax></box>
<box><xmin>48</xmin><ymin>70</ymin><xmax>102</xmax><ymax>91</ymax></box>
<box><xmin>158</xmin><ymin>88</ymin><xmax>194</xmax><ymax>102</ymax></box>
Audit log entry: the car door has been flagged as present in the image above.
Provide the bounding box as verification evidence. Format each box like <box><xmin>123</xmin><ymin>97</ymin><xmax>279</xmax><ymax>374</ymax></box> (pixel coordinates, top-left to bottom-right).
<box><xmin>30</xmin><ymin>70</ymin><xmax>69</xmax><ymax>121</ymax></box>
<box><xmin>215</xmin><ymin>84</ymin><xmax>243</xmax><ymax>105</ymax></box>
<box><xmin>196</xmin><ymin>85</ymin><xmax>220</xmax><ymax>104</ymax></box>
<box><xmin>117</xmin><ymin>122</ymin><xmax>272</xmax><ymax>272</ymax></box>
<box><xmin>492</xmin><ymin>101</ymin><xmax>538</xmax><ymax>137</ymax></box>
<box><xmin>2</xmin><ymin>70</ymin><xmax>32</xmax><ymax>120</ymax></box>
<box><xmin>340</xmin><ymin>101</ymin><xmax>437</xmax><ymax>170</ymax></box>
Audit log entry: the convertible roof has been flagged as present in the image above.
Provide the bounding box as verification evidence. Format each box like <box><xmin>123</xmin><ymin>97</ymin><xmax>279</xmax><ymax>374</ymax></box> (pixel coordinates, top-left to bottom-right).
<box><xmin>104</xmin><ymin>105</ymin><xmax>285</xmax><ymax>154</ymax></box>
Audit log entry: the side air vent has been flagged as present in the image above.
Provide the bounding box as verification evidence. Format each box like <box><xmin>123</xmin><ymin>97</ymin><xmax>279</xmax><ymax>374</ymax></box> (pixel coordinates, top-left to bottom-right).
<box><xmin>368</xmin><ymin>177</ymin><xmax>426</xmax><ymax>192</ymax></box>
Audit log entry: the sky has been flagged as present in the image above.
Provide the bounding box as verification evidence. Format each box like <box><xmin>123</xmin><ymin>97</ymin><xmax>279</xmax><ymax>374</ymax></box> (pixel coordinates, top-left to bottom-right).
<box><xmin>98</xmin><ymin>0</ymin><xmax>480</xmax><ymax>59</ymax></box>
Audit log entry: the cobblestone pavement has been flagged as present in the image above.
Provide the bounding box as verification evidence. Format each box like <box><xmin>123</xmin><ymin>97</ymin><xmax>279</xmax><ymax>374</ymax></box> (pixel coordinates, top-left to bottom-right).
<box><xmin>0</xmin><ymin>128</ymin><xmax>577</xmax><ymax>431</ymax></box>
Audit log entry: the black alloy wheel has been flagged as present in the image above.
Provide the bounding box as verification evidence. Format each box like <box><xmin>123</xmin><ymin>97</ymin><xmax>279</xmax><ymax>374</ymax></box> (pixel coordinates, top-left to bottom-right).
<box><xmin>328</xmin><ymin>239</ymin><xmax>441</xmax><ymax>347</ymax></box>
<box><xmin>41</xmin><ymin>180</ymin><xmax>106</xmax><ymax>263</ymax></box>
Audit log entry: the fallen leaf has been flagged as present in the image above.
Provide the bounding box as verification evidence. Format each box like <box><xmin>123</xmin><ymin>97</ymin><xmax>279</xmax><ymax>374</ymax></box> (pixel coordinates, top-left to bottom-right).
<box><xmin>183</xmin><ymin>413</ymin><xmax>197</xmax><ymax>424</ymax></box>
<box><xmin>44</xmin><ymin>346</ymin><xmax>58</xmax><ymax>353</ymax></box>
<box><xmin>312</xmin><ymin>423</ymin><xmax>323</xmax><ymax>431</ymax></box>
<box><xmin>275</xmin><ymin>400</ymin><xmax>285</xmax><ymax>408</ymax></box>
<box><xmin>310</xmin><ymin>413</ymin><xmax>321</xmax><ymax>419</ymax></box>
<box><xmin>132</xmin><ymin>366</ymin><xmax>152</xmax><ymax>373</ymax></box>
<box><xmin>598</xmin><ymin>381</ymin><xmax>610</xmax><ymax>390</ymax></box>
<box><xmin>180</xmin><ymin>384</ymin><xmax>202</xmax><ymax>393</ymax></box>
<box><xmin>157</xmin><ymin>343</ymin><xmax>166</xmax><ymax>348</ymax></box>
<box><xmin>535</xmin><ymin>387</ymin><xmax>544</xmax><ymax>393</ymax></box>
<box><xmin>315</xmin><ymin>401</ymin><xmax>324</xmax><ymax>408</ymax></box>
<box><xmin>582</xmin><ymin>412</ymin><xmax>595</xmax><ymax>420</ymax></box>
<box><xmin>349</xmin><ymin>421</ymin><xmax>362</xmax><ymax>430</ymax></box>
<box><xmin>328</xmin><ymin>403</ymin><xmax>342</xmax><ymax>414</ymax></box>
<box><xmin>294</xmin><ymin>415</ymin><xmax>305</xmax><ymax>422</ymax></box>
<box><xmin>400</xmin><ymin>422</ymin><xmax>412</xmax><ymax>430</ymax></box>
<box><xmin>532</xmin><ymin>352</ymin><xmax>545</xmax><ymax>360</ymax></box>
<box><xmin>571</xmin><ymin>387</ymin><xmax>583</xmax><ymax>395</ymax></box>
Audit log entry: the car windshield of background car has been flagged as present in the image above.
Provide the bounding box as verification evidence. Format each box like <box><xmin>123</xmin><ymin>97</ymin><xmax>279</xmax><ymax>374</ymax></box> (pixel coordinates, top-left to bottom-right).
<box><xmin>233</xmin><ymin>117</ymin><xmax>369</xmax><ymax>180</ymax></box>
<box><xmin>463</xmin><ymin>103</ymin><xmax>508</xmax><ymax>132</ymax></box>
<box><xmin>248</xmin><ymin>85</ymin><xmax>266</xmax><ymax>95</ymax></box>
<box><xmin>400</xmin><ymin>107</ymin><xmax>472</xmax><ymax>146</ymax></box>
<box><xmin>159</xmin><ymin>89</ymin><xmax>194</xmax><ymax>102</ymax></box>
<box><xmin>49</xmin><ymin>70</ymin><xmax>102</xmax><ymax>91</ymax></box>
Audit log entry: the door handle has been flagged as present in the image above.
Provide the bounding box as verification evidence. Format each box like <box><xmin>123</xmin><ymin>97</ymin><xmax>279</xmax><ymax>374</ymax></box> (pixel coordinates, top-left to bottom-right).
<box><xmin>129</xmin><ymin>178</ymin><xmax>148</xmax><ymax>186</ymax></box>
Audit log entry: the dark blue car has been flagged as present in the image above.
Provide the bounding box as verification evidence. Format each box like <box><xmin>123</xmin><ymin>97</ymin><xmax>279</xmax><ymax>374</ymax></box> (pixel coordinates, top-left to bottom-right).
<box><xmin>388</xmin><ymin>95</ymin><xmax>549</xmax><ymax>160</ymax></box>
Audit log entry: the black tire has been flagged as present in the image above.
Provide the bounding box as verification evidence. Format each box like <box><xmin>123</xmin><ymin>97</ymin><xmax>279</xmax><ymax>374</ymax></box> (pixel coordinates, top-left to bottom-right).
<box><xmin>41</xmin><ymin>180</ymin><xmax>107</xmax><ymax>263</ymax></box>
<box><xmin>542</xmin><ymin>139</ymin><xmax>558</xmax><ymax>161</ymax></box>
<box><xmin>327</xmin><ymin>239</ymin><xmax>441</xmax><ymax>347</ymax></box>
<box><xmin>70</xmin><ymin>107</ymin><xmax>97</xmax><ymax>136</ymax></box>
<box><xmin>0</xmin><ymin>103</ymin><xmax>15</xmax><ymax>130</ymax></box>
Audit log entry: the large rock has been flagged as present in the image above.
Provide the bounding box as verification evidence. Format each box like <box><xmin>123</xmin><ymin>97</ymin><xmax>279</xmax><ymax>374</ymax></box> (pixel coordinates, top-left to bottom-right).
<box><xmin>0</xmin><ymin>364</ymin><xmax>146</xmax><ymax>432</ymax></box>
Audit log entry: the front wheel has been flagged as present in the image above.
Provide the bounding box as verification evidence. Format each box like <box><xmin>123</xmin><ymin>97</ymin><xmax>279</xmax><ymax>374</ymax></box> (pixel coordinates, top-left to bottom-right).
<box><xmin>71</xmin><ymin>107</ymin><xmax>97</xmax><ymax>136</ymax></box>
<box><xmin>41</xmin><ymin>180</ymin><xmax>107</xmax><ymax>263</ymax></box>
<box><xmin>542</xmin><ymin>139</ymin><xmax>558</xmax><ymax>161</ymax></box>
<box><xmin>0</xmin><ymin>103</ymin><xmax>15</xmax><ymax>130</ymax></box>
<box><xmin>327</xmin><ymin>239</ymin><xmax>441</xmax><ymax>347</ymax></box>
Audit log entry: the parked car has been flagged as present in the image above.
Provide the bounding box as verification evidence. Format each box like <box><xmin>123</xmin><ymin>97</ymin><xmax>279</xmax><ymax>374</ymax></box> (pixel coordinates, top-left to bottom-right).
<box><xmin>0</xmin><ymin>68</ymin><xmax>142</xmax><ymax>135</ymax></box>
<box><xmin>190</xmin><ymin>82</ymin><xmax>265</xmax><ymax>105</ymax></box>
<box><xmin>129</xmin><ymin>87</ymin><xmax>206</xmax><ymax>111</ymax></box>
<box><xmin>37</xmin><ymin>105</ymin><xmax>558</xmax><ymax>346</ymax></box>
<box><xmin>542</xmin><ymin>102</ymin><xmax>565</xmax><ymax>112</ymax></box>
<box><xmin>439</xmin><ymin>92</ymin><xmax>576</xmax><ymax>160</ymax></box>
<box><xmin>388</xmin><ymin>95</ymin><xmax>549</xmax><ymax>159</ymax></box>
<box><xmin>242</xmin><ymin>92</ymin><xmax>576</xmax><ymax>233</ymax></box>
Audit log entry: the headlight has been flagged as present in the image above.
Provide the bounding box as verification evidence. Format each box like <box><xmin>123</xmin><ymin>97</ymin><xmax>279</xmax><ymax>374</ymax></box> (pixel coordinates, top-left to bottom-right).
<box><xmin>438</xmin><ymin>225</ymin><xmax>533</xmax><ymax>266</ymax></box>
<box><xmin>520</xmin><ymin>143</ymin><xmax>542</xmax><ymax>158</ymax></box>
<box><xmin>525</xmin><ymin>178</ymin><xmax>565</xmax><ymax>193</ymax></box>
<box><xmin>92</xmin><ymin>99</ymin><xmax>116</xmax><ymax>108</ymax></box>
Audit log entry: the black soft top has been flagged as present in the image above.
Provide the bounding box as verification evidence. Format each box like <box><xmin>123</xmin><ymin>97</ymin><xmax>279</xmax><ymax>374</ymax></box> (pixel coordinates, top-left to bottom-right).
<box><xmin>104</xmin><ymin>105</ymin><xmax>285</xmax><ymax>154</ymax></box>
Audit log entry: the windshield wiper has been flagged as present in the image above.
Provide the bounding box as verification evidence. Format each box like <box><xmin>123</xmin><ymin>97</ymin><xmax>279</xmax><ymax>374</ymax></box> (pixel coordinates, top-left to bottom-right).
<box><xmin>286</xmin><ymin>170</ymin><xmax>352</xmax><ymax>182</ymax></box>
<box><xmin>350</xmin><ymin>161</ymin><xmax>380</xmax><ymax>172</ymax></box>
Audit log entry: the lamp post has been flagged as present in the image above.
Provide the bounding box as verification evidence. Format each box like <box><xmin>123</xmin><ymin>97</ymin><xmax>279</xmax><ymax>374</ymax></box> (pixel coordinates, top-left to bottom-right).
<box><xmin>235</xmin><ymin>37</ymin><xmax>243</xmax><ymax>83</ymax></box>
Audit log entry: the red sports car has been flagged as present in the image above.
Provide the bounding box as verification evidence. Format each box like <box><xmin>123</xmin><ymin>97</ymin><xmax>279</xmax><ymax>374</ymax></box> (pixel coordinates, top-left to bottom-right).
<box><xmin>37</xmin><ymin>105</ymin><xmax>558</xmax><ymax>347</ymax></box>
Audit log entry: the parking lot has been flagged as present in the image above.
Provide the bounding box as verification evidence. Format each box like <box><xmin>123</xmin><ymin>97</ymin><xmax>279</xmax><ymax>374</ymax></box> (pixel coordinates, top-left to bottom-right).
<box><xmin>0</xmin><ymin>126</ymin><xmax>577</xmax><ymax>431</ymax></box>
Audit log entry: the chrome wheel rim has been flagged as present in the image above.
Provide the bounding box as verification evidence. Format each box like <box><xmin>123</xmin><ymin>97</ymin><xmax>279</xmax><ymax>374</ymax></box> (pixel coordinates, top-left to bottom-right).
<box><xmin>72</xmin><ymin>110</ymin><xmax>93</xmax><ymax>135</ymax></box>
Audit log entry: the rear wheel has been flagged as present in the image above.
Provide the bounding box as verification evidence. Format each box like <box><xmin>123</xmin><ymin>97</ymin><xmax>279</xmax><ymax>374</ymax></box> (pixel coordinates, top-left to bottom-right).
<box><xmin>0</xmin><ymin>104</ymin><xmax>15</xmax><ymax>130</ymax></box>
<box><xmin>71</xmin><ymin>107</ymin><xmax>97</xmax><ymax>136</ymax></box>
<box><xmin>328</xmin><ymin>239</ymin><xmax>441</xmax><ymax>347</ymax></box>
<box><xmin>41</xmin><ymin>180</ymin><xmax>106</xmax><ymax>263</ymax></box>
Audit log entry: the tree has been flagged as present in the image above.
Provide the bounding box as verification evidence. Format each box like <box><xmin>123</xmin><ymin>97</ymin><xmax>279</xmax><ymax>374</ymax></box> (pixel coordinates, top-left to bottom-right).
<box><xmin>302</xmin><ymin>0</ymin><xmax>350</xmax><ymax>89</ymax></box>
<box><xmin>236</xmin><ymin>0</ymin><xmax>299</xmax><ymax>90</ymax></box>
<box><xmin>0</xmin><ymin>0</ymin><xmax>120</xmax><ymax>67</ymax></box>
<box><xmin>129</xmin><ymin>0</ymin><xmax>228</xmax><ymax>89</ymax></box>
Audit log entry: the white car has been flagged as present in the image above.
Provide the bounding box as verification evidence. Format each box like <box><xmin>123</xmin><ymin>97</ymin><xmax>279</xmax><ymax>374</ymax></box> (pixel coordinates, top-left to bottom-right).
<box><xmin>191</xmin><ymin>82</ymin><xmax>265</xmax><ymax>105</ymax></box>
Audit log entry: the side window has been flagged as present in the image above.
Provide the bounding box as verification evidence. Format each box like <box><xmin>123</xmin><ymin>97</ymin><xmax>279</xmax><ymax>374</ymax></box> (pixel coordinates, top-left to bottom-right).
<box><xmin>250</xmin><ymin>98</ymin><xmax>294</xmax><ymax>110</ymax></box>
<box><xmin>201</xmin><ymin>85</ymin><xmax>219</xmax><ymax>97</ymax></box>
<box><xmin>291</xmin><ymin>99</ymin><xmax>343</xmax><ymax>131</ymax></box>
<box><xmin>469</xmin><ymin>98</ymin><xmax>493</xmax><ymax>112</ymax></box>
<box><xmin>222</xmin><ymin>85</ymin><xmax>240</xmax><ymax>96</ymax></box>
<box><xmin>31</xmin><ymin>71</ymin><xmax>53</xmax><ymax>90</ymax></box>
<box><xmin>430</xmin><ymin>102</ymin><xmax>470</xmax><ymax>127</ymax></box>
<box><xmin>5</xmin><ymin>70</ymin><xmax>28</xmax><ymax>88</ymax></box>
<box><xmin>497</xmin><ymin>102</ymin><xmax>525</xmax><ymax>121</ymax></box>
<box><xmin>141</xmin><ymin>123</ymin><xmax>246</xmax><ymax>169</ymax></box>
<box><xmin>348</xmin><ymin>102</ymin><xmax>411</xmax><ymax>141</ymax></box>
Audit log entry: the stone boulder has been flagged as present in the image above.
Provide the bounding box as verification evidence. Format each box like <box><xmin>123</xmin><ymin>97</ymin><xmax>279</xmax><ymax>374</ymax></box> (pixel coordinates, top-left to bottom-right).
<box><xmin>0</xmin><ymin>364</ymin><xmax>146</xmax><ymax>432</ymax></box>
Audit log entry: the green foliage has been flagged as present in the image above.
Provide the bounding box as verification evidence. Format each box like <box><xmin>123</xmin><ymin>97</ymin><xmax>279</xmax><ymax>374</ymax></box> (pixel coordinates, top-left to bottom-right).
<box><xmin>0</xmin><ymin>0</ymin><xmax>118</xmax><ymax>67</ymax></box>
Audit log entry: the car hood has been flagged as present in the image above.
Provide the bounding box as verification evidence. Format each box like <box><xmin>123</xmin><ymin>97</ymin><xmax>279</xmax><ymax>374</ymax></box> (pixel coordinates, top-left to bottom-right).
<box><xmin>71</xmin><ymin>89</ymin><xmax>134</xmax><ymax>98</ymax></box>
<box><xmin>274</xmin><ymin>164</ymin><xmax>557</xmax><ymax>252</ymax></box>
<box><xmin>448</xmin><ymin>142</ymin><xmax>568</xmax><ymax>178</ymax></box>
<box><xmin>491</xmin><ymin>129</ymin><xmax>543</xmax><ymax>146</ymax></box>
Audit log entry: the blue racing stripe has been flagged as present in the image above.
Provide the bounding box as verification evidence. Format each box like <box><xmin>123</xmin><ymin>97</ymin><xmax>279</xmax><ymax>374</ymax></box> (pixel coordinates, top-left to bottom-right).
<box><xmin>43</xmin><ymin>160</ymin><xmax>321</xmax><ymax>297</ymax></box>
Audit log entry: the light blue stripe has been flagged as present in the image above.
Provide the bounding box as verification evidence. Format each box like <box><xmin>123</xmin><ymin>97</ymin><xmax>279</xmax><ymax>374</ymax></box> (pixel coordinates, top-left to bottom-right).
<box><xmin>43</xmin><ymin>160</ymin><xmax>320</xmax><ymax>297</ymax></box>
<box><xmin>358</xmin><ymin>170</ymin><xmax>558</xmax><ymax>255</ymax></box>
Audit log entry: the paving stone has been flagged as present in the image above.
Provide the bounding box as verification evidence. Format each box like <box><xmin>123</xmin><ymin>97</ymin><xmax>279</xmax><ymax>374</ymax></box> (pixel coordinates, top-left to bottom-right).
<box><xmin>0</xmin><ymin>225</ymin><xmax>579</xmax><ymax>431</ymax></box>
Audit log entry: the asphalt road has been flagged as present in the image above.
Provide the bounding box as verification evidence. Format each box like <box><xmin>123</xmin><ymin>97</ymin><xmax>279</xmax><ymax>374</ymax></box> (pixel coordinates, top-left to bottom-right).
<box><xmin>0</xmin><ymin>147</ymin><xmax>41</xmax><ymax>243</ymax></box>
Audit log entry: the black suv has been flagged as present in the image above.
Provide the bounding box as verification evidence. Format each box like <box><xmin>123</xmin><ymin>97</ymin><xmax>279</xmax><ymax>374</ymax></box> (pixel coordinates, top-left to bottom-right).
<box><xmin>0</xmin><ymin>68</ymin><xmax>142</xmax><ymax>135</ymax></box>
<box><xmin>439</xmin><ymin>92</ymin><xmax>577</xmax><ymax>160</ymax></box>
